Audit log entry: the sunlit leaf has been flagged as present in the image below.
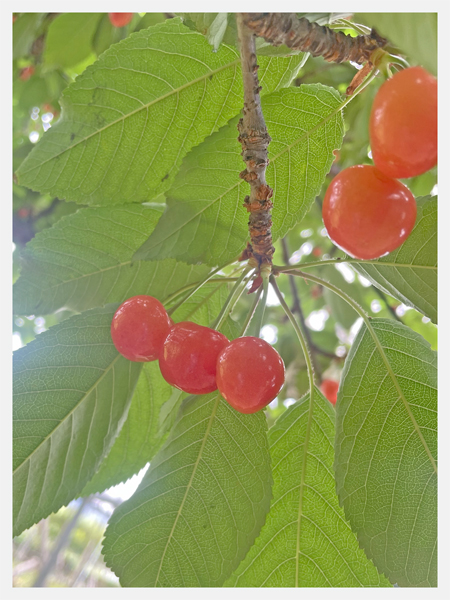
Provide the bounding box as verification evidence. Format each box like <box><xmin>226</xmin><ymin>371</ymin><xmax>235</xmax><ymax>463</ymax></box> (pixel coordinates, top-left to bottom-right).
<box><xmin>44</xmin><ymin>13</ymin><xmax>103</xmax><ymax>69</ymax></box>
<box><xmin>226</xmin><ymin>390</ymin><xmax>390</xmax><ymax>587</ymax></box>
<box><xmin>17</xmin><ymin>18</ymin><xmax>305</xmax><ymax>206</ymax></box>
<box><xmin>335</xmin><ymin>319</ymin><xmax>437</xmax><ymax>586</ymax></box>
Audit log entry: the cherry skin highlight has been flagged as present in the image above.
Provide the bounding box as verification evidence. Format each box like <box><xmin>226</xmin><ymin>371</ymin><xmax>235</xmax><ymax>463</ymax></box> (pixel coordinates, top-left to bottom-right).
<box><xmin>108</xmin><ymin>13</ymin><xmax>133</xmax><ymax>28</ymax></box>
<box><xmin>111</xmin><ymin>295</ymin><xmax>172</xmax><ymax>362</ymax></box>
<box><xmin>159</xmin><ymin>322</ymin><xmax>229</xmax><ymax>395</ymax></box>
<box><xmin>216</xmin><ymin>337</ymin><xmax>285</xmax><ymax>414</ymax></box>
<box><xmin>322</xmin><ymin>164</ymin><xmax>417</xmax><ymax>260</ymax></box>
<box><xmin>369</xmin><ymin>66</ymin><xmax>437</xmax><ymax>178</ymax></box>
<box><xmin>320</xmin><ymin>379</ymin><xmax>339</xmax><ymax>405</ymax></box>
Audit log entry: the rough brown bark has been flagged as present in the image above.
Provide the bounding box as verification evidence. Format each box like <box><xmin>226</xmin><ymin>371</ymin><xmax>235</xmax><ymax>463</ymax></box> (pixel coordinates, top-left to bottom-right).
<box><xmin>242</xmin><ymin>13</ymin><xmax>387</xmax><ymax>64</ymax></box>
<box><xmin>236</xmin><ymin>14</ymin><xmax>274</xmax><ymax>273</ymax></box>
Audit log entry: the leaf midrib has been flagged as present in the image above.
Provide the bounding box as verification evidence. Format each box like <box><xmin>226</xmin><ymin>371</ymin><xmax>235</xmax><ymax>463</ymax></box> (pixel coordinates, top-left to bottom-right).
<box><xmin>13</xmin><ymin>352</ymin><xmax>127</xmax><ymax>475</ymax></box>
<box><xmin>18</xmin><ymin>57</ymin><xmax>240</xmax><ymax>177</ymax></box>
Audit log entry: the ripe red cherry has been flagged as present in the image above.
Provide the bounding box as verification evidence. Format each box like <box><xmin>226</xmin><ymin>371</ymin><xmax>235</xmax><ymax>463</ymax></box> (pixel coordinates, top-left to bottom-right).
<box><xmin>216</xmin><ymin>337</ymin><xmax>285</xmax><ymax>414</ymax></box>
<box><xmin>322</xmin><ymin>164</ymin><xmax>416</xmax><ymax>260</ymax></box>
<box><xmin>320</xmin><ymin>379</ymin><xmax>339</xmax><ymax>405</ymax></box>
<box><xmin>108</xmin><ymin>13</ymin><xmax>133</xmax><ymax>27</ymax></box>
<box><xmin>159</xmin><ymin>322</ymin><xmax>229</xmax><ymax>395</ymax></box>
<box><xmin>369</xmin><ymin>66</ymin><xmax>437</xmax><ymax>178</ymax></box>
<box><xmin>111</xmin><ymin>295</ymin><xmax>172</xmax><ymax>362</ymax></box>
<box><xmin>19</xmin><ymin>66</ymin><xmax>35</xmax><ymax>81</ymax></box>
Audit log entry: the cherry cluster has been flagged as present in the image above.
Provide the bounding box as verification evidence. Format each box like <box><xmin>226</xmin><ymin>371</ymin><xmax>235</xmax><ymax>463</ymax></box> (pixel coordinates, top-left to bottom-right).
<box><xmin>323</xmin><ymin>66</ymin><xmax>437</xmax><ymax>260</ymax></box>
<box><xmin>111</xmin><ymin>295</ymin><xmax>285</xmax><ymax>414</ymax></box>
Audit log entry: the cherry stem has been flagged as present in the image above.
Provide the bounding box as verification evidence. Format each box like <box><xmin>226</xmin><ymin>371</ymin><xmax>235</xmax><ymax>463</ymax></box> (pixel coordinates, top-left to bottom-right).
<box><xmin>166</xmin><ymin>261</ymin><xmax>242</xmax><ymax>314</ymax></box>
<box><xmin>240</xmin><ymin>285</ymin><xmax>264</xmax><ymax>336</ymax></box>
<box><xmin>283</xmin><ymin>268</ymin><xmax>437</xmax><ymax>475</ymax></box>
<box><xmin>248</xmin><ymin>276</ymin><xmax>269</xmax><ymax>338</ymax></box>
<box><xmin>210</xmin><ymin>267</ymin><xmax>254</xmax><ymax>331</ymax></box>
<box><xmin>273</xmin><ymin>257</ymin><xmax>434</xmax><ymax>272</ymax></box>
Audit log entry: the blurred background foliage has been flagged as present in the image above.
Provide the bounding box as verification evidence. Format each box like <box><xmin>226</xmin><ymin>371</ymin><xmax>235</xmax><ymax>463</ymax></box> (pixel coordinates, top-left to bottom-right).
<box><xmin>12</xmin><ymin>11</ymin><xmax>437</xmax><ymax>587</ymax></box>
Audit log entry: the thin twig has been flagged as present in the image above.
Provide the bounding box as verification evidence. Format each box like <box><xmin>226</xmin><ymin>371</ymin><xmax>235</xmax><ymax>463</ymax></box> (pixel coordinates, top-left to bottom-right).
<box><xmin>236</xmin><ymin>14</ymin><xmax>274</xmax><ymax>273</ymax></box>
<box><xmin>242</xmin><ymin>13</ymin><xmax>387</xmax><ymax>64</ymax></box>
<box><xmin>372</xmin><ymin>286</ymin><xmax>403</xmax><ymax>322</ymax></box>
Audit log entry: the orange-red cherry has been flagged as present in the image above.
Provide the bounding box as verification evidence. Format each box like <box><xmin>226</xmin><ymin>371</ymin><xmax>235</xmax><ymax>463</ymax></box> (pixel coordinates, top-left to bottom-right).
<box><xmin>320</xmin><ymin>379</ymin><xmax>339</xmax><ymax>405</ymax></box>
<box><xmin>369</xmin><ymin>66</ymin><xmax>437</xmax><ymax>178</ymax></box>
<box><xmin>216</xmin><ymin>337</ymin><xmax>285</xmax><ymax>414</ymax></box>
<box><xmin>322</xmin><ymin>164</ymin><xmax>417</xmax><ymax>260</ymax></box>
<box><xmin>111</xmin><ymin>295</ymin><xmax>172</xmax><ymax>362</ymax></box>
<box><xmin>159</xmin><ymin>322</ymin><xmax>229</xmax><ymax>395</ymax></box>
<box><xmin>108</xmin><ymin>13</ymin><xmax>133</xmax><ymax>27</ymax></box>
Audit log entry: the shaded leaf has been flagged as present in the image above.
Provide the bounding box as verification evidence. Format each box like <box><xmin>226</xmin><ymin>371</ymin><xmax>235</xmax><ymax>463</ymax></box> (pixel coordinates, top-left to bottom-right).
<box><xmin>335</xmin><ymin>319</ymin><xmax>437</xmax><ymax>587</ymax></box>
<box><xmin>134</xmin><ymin>84</ymin><xmax>344</xmax><ymax>265</ymax></box>
<box><xmin>17</xmin><ymin>18</ymin><xmax>305</xmax><ymax>206</ymax></box>
<box><xmin>13</xmin><ymin>204</ymin><xmax>209</xmax><ymax>316</ymax></box>
<box><xmin>226</xmin><ymin>390</ymin><xmax>390</xmax><ymax>587</ymax></box>
<box><xmin>355</xmin><ymin>13</ymin><xmax>437</xmax><ymax>76</ymax></box>
<box><xmin>13</xmin><ymin>13</ymin><xmax>45</xmax><ymax>60</ymax></box>
<box><xmin>13</xmin><ymin>306</ymin><xmax>142</xmax><ymax>537</ymax></box>
<box><xmin>352</xmin><ymin>196</ymin><xmax>437</xmax><ymax>323</ymax></box>
<box><xmin>81</xmin><ymin>362</ymin><xmax>171</xmax><ymax>497</ymax></box>
<box><xmin>44</xmin><ymin>13</ymin><xmax>102</xmax><ymax>69</ymax></box>
<box><xmin>102</xmin><ymin>394</ymin><xmax>272</xmax><ymax>586</ymax></box>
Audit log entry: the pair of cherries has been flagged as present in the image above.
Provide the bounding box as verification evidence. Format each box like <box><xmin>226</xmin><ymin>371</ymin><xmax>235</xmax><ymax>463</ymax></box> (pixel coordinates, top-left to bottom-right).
<box><xmin>323</xmin><ymin>66</ymin><xmax>437</xmax><ymax>261</ymax></box>
<box><xmin>111</xmin><ymin>295</ymin><xmax>285</xmax><ymax>414</ymax></box>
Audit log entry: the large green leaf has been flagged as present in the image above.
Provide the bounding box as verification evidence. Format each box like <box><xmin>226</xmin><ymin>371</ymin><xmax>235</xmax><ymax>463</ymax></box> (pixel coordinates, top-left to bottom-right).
<box><xmin>134</xmin><ymin>84</ymin><xmax>344</xmax><ymax>265</ymax></box>
<box><xmin>13</xmin><ymin>306</ymin><xmax>142</xmax><ymax>537</ymax></box>
<box><xmin>16</xmin><ymin>18</ymin><xmax>305</xmax><ymax>206</ymax></box>
<box><xmin>13</xmin><ymin>204</ymin><xmax>209</xmax><ymax>316</ymax></box>
<box><xmin>355</xmin><ymin>13</ymin><xmax>437</xmax><ymax>76</ymax></box>
<box><xmin>351</xmin><ymin>196</ymin><xmax>437</xmax><ymax>323</ymax></box>
<box><xmin>44</xmin><ymin>13</ymin><xmax>102</xmax><ymax>69</ymax></box>
<box><xmin>226</xmin><ymin>391</ymin><xmax>390</xmax><ymax>587</ymax></box>
<box><xmin>102</xmin><ymin>394</ymin><xmax>272</xmax><ymax>586</ymax></box>
<box><xmin>334</xmin><ymin>319</ymin><xmax>437</xmax><ymax>587</ymax></box>
<box><xmin>81</xmin><ymin>280</ymin><xmax>231</xmax><ymax>496</ymax></box>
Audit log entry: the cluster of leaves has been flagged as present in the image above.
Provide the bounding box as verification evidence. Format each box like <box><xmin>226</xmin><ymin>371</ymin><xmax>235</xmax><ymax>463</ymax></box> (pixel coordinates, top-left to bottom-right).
<box><xmin>13</xmin><ymin>13</ymin><xmax>437</xmax><ymax>587</ymax></box>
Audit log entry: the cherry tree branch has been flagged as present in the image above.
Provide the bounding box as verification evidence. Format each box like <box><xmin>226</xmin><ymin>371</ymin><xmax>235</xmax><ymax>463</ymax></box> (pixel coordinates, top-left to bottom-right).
<box><xmin>236</xmin><ymin>13</ymin><xmax>275</xmax><ymax>273</ymax></box>
<box><xmin>242</xmin><ymin>13</ymin><xmax>387</xmax><ymax>64</ymax></box>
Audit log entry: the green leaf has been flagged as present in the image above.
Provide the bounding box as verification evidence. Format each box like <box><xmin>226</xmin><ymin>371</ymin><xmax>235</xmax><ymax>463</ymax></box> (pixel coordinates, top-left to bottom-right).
<box><xmin>351</xmin><ymin>196</ymin><xmax>437</xmax><ymax>323</ymax></box>
<box><xmin>17</xmin><ymin>18</ymin><xmax>305</xmax><ymax>206</ymax></box>
<box><xmin>13</xmin><ymin>13</ymin><xmax>45</xmax><ymax>60</ymax></box>
<box><xmin>44</xmin><ymin>13</ymin><xmax>103</xmax><ymax>69</ymax></box>
<box><xmin>13</xmin><ymin>306</ymin><xmax>142</xmax><ymax>537</ymax></box>
<box><xmin>134</xmin><ymin>84</ymin><xmax>344</xmax><ymax>265</ymax></box>
<box><xmin>81</xmin><ymin>280</ymin><xmax>232</xmax><ymax>495</ymax></box>
<box><xmin>13</xmin><ymin>204</ymin><xmax>209</xmax><ymax>316</ymax></box>
<box><xmin>80</xmin><ymin>362</ymin><xmax>171</xmax><ymax>496</ymax></box>
<box><xmin>334</xmin><ymin>319</ymin><xmax>437</xmax><ymax>587</ymax></box>
<box><xmin>355</xmin><ymin>13</ymin><xmax>437</xmax><ymax>76</ymax></box>
<box><xmin>226</xmin><ymin>391</ymin><xmax>390</xmax><ymax>587</ymax></box>
<box><xmin>102</xmin><ymin>394</ymin><xmax>272</xmax><ymax>586</ymax></box>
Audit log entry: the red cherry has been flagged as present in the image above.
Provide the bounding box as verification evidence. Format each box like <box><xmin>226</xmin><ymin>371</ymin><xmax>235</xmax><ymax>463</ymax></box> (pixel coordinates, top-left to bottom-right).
<box><xmin>159</xmin><ymin>322</ymin><xmax>229</xmax><ymax>395</ymax></box>
<box><xmin>369</xmin><ymin>66</ymin><xmax>437</xmax><ymax>178</ymax></box>
<box><xmin>111</xmin><ymin>295</ymin><xmax>172</xmax><ymax>362</ymax></box>
<box><xmin>320</xmin><ymin>379</ymin><xmax>339</xmax><ymax>405</ymax></box>
<box><xmin>216</xmin><ymin>337</ymin><xmax>285</xmax><ymax>414</ymax></box>
<box><xmin>19</xmin><ymin>66</ymin><xmax>35</xmax><ymax>81</ymax></box>
<box><xmin>108</xmin><ymin>13</ymin><xmax>133</xmax><ymax>27</ymax></box>
<box><xmin>322</xmin><ymin>164</ymin><xmax>417</xmax><ymax>260</ymax></box>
